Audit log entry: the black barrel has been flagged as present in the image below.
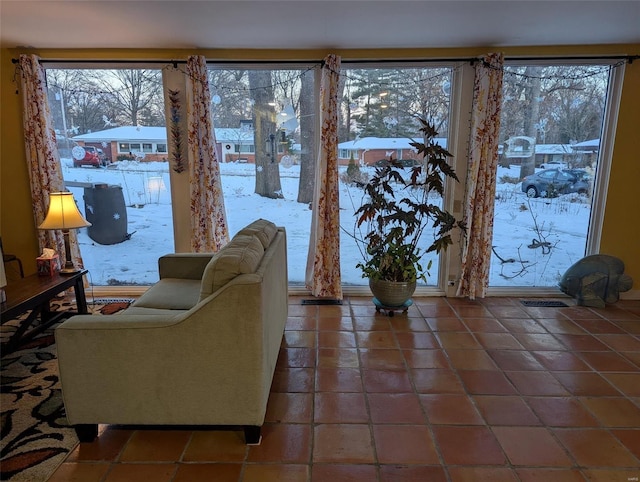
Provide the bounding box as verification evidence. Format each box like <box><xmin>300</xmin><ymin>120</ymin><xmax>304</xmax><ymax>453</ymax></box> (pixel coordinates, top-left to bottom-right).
<box><xmin>83</xmin><ymin>184</ymin><xmax>128</xmax><ymax>245</ymax></box>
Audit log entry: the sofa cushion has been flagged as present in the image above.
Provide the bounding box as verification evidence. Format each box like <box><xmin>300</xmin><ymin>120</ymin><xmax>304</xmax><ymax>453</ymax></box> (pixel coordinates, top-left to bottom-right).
<box><xmin>199</xmin><ymin>234</ymin><xmax>264</xmax><ymax>301</ymax></box>
<box><xmin>236</xmin><ymin>218</ymin><xmax>278</xmax><ymax>249</ymax></box>
<box><xmin>133</xmin><ymin>278</ymin><xmax>202</xmax><ymax>310</ymax></box>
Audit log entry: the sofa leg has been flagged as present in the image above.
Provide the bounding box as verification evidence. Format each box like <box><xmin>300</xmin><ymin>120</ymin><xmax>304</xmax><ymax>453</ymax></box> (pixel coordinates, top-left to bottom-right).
<box><xmin>244</xmin><ymin>425</ymin><xmax>261</xmax><ymax>445</ymax></box>
<box><xmin>74</xmin><ymin>424</ymin><xmax>98</xmax><ymax>443</ymax></box>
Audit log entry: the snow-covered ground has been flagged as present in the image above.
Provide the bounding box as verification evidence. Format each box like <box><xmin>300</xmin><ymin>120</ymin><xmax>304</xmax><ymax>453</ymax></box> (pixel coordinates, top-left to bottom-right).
<box><xmin>61</xmin><ymin>159</ymin><xmax>590</xmax><ymax>288</ymax></box>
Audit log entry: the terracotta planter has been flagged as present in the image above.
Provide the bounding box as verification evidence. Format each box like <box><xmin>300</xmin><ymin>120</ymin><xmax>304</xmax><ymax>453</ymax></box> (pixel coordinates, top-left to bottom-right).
<box><xmin>369</xmin><ymin>278</ymin><xmax>416</xmax><ymax>307</ymax></box>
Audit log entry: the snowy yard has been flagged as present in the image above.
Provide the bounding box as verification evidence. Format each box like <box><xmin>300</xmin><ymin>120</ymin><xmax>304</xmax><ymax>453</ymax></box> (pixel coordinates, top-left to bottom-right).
<box><xmin>62</xmin><ymin>159</ymin><xmax>590</xmax><ymax>288</ymax></box>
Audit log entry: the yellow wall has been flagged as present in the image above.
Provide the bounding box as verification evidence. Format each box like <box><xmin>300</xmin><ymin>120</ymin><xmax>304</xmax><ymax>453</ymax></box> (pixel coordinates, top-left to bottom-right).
<box><xmin>1</xmin><ymin>45</ymin><xmax>639</xmax><ymax>293</ymax></box>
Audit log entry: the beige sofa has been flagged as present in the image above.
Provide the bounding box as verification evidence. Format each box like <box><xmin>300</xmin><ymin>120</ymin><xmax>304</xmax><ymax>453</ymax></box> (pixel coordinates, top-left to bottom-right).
<box><xmin>55</xmin><ymin>219</ymin><xmax>288</xmax><ymax>444</ymax></box>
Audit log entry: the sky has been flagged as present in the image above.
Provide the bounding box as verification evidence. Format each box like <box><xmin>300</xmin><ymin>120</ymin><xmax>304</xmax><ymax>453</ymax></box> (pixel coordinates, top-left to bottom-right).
<box><xmin>60</xmin><ymin>158</ymin><xmax>591</xmax><ymax>290</ymax></box>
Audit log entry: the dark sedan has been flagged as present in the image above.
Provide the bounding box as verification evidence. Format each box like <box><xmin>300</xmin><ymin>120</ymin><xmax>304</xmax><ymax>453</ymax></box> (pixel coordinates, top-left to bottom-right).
<box><xmin>521</xmin><ymin>169</ymin><xmax>592</xmax><ymax>198</ymax></box>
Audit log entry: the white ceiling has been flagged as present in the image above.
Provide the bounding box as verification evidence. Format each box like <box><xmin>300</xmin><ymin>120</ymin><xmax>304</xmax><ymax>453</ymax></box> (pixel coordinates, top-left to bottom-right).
<box><xmin>1</xmin><ymin>1</ymin><xmax>639</xmax><ymax>51</ymax></box>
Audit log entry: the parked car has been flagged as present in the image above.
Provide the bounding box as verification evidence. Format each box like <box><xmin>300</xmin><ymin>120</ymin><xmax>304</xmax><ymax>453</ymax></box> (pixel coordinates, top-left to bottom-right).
<box><xmin>539</xmin><ymin>160</ymin><xmax>568</xmax><ymax>170</ymax></box>
<box><xmin>521</xmin><ymin>169</ymin><xmax>591</xmax><ymax>198</ymax></box>
<box><xmin>73</xmin><ymin>146</ymin><xmax>106</xmax><ymax>168</ymax></box>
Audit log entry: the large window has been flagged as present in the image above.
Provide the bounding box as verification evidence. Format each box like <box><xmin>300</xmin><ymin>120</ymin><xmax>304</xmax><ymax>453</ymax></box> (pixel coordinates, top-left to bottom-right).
<box><xmin>490</xmin><ymin>63</ymin><xmax>613</xmax><ymax>288</ymax></box>
<box><xmin>46</xmin><ymin>67</ymin><xmax>173</xmax><ymax>287</ymax></box>
<box><xmin>337</xmin><ymin>65</ymin><xmax>453</xmax><ymax>287</ymax></box>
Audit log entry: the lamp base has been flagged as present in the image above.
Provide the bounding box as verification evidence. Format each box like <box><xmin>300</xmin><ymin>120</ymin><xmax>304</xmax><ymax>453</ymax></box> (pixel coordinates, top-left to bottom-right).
<box><xmin>59</xmin><ymin>267</ymin><xmax>81</xmax><ymax>275</ymax></box>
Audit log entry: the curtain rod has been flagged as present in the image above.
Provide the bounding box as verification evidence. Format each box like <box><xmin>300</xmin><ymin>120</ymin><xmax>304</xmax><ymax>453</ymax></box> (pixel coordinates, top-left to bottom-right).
<box><xmin>12</xmin><ymin>54</ymin><xmax>639</xmax><ymax>65</ymax></box>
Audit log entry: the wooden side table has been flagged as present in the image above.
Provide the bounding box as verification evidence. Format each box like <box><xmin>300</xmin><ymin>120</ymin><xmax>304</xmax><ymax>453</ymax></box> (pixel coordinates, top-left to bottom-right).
<box><xmin>1</xmin><ymin>270</ymin><xmax>88</xmax><ymax>354</ymax></box>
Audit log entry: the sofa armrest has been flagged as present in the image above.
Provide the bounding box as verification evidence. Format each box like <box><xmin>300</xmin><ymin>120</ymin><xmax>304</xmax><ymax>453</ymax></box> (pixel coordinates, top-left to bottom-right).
<box><xmin>158</xmin><ymin>253</ymin><xmax>215</xmax><ymax>280</ymax></box>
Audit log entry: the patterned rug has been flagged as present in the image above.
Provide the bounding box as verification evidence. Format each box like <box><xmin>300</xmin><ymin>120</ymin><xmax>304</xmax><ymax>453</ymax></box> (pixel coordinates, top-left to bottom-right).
<box><xmin>0</xmin><ymin>299</ymin><xmax>132</xmax><ymax>482</ymax></box>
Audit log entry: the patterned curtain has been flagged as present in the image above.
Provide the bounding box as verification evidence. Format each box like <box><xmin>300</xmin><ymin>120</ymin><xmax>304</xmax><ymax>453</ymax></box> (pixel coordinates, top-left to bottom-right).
<box><xmin>305</xmin><ymin>54</ymin><xmax>343</xmax><ymax>299</ymax></box>
<box><xmin>185</xmin><ymin>55</ymin><xmax>229</xmax><ymax>252</ymax></box>
<box><xmin>457</xmin><ymin>53</ymin><xmax>504</xmax><ymax>299</ymax></box>
<box><xmin>19</xmin><ymin>54</ymin><xmax>84</xmax><ymax>269</ymax></box>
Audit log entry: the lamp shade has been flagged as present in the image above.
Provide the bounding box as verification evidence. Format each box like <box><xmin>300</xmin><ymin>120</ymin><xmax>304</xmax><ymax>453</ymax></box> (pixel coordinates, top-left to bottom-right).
<box><xmin>38</xmin><ymin>192</ymin><xmax>91</xmax><ymax>230</ymax></box>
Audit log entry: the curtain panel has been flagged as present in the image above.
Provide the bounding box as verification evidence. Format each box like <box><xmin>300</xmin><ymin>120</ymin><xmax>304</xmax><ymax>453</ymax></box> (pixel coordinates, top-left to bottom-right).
<box><xmin>457</xmin><ymin>53</ymin><xmax>504</xmax><ymax>299</ymax></box>
<box><xmin>19</xmin><ymin>54</ymin><xmax>84</xmax><ymax>269</ymax></box>
<box><xmin>185</xmin><ymin>55</ymin><xmax>229</xmax><ymax>252</ymax></box>
<box><xmin>305</xmin><ymin>54</ymin><xmax>343</xmax><ymax>300</ymax></box>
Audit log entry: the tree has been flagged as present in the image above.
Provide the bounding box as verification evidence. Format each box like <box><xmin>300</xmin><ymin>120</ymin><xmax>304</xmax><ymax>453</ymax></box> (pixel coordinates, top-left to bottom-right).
<box><xmin>248</xmin><ymin>70</ymin><xmax>283</xmax><ymax>199</ymax></box>
<box><xmin>297</xmin><ymin>69</ymin><xmax>315</xmax><ymax>203</ymax></box>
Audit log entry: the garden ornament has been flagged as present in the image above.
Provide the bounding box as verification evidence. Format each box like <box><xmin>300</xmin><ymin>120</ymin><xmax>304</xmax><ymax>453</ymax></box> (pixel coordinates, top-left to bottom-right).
<box><xmin>559</xmin><ymin>254</ymin><xmax>633</xmax><ymax>308</ymax></box>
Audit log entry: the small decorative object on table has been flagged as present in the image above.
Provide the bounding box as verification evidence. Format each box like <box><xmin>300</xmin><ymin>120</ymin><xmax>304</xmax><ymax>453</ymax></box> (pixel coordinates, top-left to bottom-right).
<box><xmin>36</xmin><ymin>249</ymin><xmax>60</xmax><ymax>277</ymax></box>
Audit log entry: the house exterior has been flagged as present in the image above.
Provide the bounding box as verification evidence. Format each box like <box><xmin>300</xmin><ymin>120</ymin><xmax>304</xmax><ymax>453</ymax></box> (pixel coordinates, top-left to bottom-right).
<box><xmin>338</xmin><ymin>137</ymin><xmax>448</xmax><ymax>166</ymax></box>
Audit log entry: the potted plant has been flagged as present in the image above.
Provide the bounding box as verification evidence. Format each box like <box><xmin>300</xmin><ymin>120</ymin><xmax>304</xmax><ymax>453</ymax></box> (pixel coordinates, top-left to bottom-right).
<box><xmin>353</xmin><ymin>117</ymin><xmax>465</xmax><ymax>308</ymax></box>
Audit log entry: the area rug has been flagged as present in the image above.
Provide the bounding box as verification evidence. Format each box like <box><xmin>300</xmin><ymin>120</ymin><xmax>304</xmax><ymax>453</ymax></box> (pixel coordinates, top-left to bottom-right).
<box><xmin>0</xmin><ymin>299</ymin><xmax>133</xmax><ymax>482</ymax></box>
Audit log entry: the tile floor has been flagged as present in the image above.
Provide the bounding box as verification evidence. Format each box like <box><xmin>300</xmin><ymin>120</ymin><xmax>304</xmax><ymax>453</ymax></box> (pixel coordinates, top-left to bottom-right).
<box><xmin>49</xmin><ymin>296</ymin><xmax>640</xmax><ymax>481</ymax></box>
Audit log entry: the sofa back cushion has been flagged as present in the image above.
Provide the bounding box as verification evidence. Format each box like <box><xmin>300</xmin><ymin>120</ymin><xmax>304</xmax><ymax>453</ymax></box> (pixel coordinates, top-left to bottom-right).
<box><xmin>199</xmin><ymin>234</ymin><xmax>264</xmax><ymax>301</ymax></box>
<box><xmin>236</xmin><ymin>218</ymin><xmax>278</xmax><ymax>249</ymax></box>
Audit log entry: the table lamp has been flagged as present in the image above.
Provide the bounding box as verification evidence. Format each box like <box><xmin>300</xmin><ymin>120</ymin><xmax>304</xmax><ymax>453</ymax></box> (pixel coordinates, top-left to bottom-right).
<box><xmin>38</xmin><ymin>192</ymin><xmax>91</xmax><ymax>275</ymax></box>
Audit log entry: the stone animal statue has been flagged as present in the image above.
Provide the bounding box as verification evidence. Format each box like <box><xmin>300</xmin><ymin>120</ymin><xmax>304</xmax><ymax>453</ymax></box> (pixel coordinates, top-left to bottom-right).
<box><xmin>559</xmin><ymin>254</ymin><xmax>633</xmax><ymax>308</ymax></box>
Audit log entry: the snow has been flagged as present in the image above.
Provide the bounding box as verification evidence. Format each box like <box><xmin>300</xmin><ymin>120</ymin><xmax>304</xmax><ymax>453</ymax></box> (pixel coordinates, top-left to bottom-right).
<box><xmin>61</xmin><ymin>158</ymin><xmax>590</xmax><ymax>289</ymax></box>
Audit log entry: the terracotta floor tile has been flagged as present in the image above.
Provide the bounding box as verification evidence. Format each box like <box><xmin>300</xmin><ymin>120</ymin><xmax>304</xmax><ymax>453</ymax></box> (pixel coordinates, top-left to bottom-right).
<box><xmin>553</xmin><ymin>428</ymin><xmax>639</xmax><ymax>467</ymax></box>
<box><xmin>554</xmin><ymin>334</ymin><xmax>610</xmax><ymax>351</ymax></box>
<box><xmin>535</xmin><ymin>318</ymin><xmax>586</xmax><ymax>335</ymax></box>
<box><xmin>182</xmin><ymin>431</ymin><xmax>247</xmax><ymax>462</ymax></box>
<box><xmin>247</xmin><ymin>424</ymin><xmax>311</xmax><ymax>463</ymax></box>
<box><xmin>278</xmin><ymin>347</ymin><xmax>317</xmax><ymax>368</ymax></box>
<box><xmin>603</xmin><ymin>373</ymin><xmax>640</xmax><ymax>397</ymax></box>
<box><xmin>389</xmin><ymin>317</ymin><xmax>432</xmax><ymax>332</ymax></box>
<box><xmin>573</xmin><ymin>318</ymin><xmax>627</xmax><ymax>334</ymax></box>
<box><xmin>242</xmin><ymin>464</ymin><xmax>309</xmax><ymax>482</ymax></box>
<box><xmin>317</xmin><ymin>331</ymin><xmax>356</xmax><ymax>348</ymax></box>
<box><xmin>488</xmin><ymin>350</ymin><xmax>546</xmax><ymax>371</ymax></box>
<box><xmin>103</xmin><ymin>463</ymin><xmax>177</xmax><ymax>482</ymax></box>
<box><xmin>283</xmin><ymin>330</ymin><xmax>317</xmax><ymax>348</ymax></box>
<box><xmin>452</xmin><ymin>304</ymin><xmax>493</xmax><ymax>318</ymax></box>
<box><xmin>373</xmin><ymin>425</ymin><xmax>440</xmax><ymax>463</ymax></box>
<box><xmin>403</xmin><ymin>348</ymin><xmax>450</xmax><ymax>368</ymax></box>
<box><xmin>621</xmin><ymin>351</ymin><xmax>640</xmax><ymax>367</ymax></box>
<box><xmin>265</xmin><ymin>392</ymin><xmax>313</xmax><ymax>423</ymax></box>
<box><xmin>515</xmin><ymin>468</ymin><xmax>587</xmax><ymax>482</ymax></box>
<box><xmin>172</xmin><ymin>463</ymin><xmax>242</xmax><ymax>482</ymax></box>
<box><xmin>506</xmin><ymin>371</ymin><xmax>570</xmax><ymax>396</ymax></box>
<box><xmin>317</xmin><ymin>347</ymin><xmax>359</xmax><ymax>368</ymax></box>
<box><xmin>492</xmin><ymin>426</ymin><xmax>573</xmax><ymax>466</ymax></box>
<box><xmin>448</xmin><ymin>466</ymin><xmax>519</xmax><ymax>482</ymax></box>
<box><xmin>118</xmin><ymin>430</ymin><xmax>191</xmax><ymax>462</ymax></box>
<box><xmin>553</xmin><ymin>372</ymin><xmax>622</xmax><ymax>396</ymax></box>
<box><xmin>617</xmin><ymin>321</ymin><xmax>640</xmax><ymax>334</ymax></box>
<box><xmin>394</xmin><ymin>331</ymin><xmax>439</xmax><ymax>349</ymax></box>
<box><xmin>415</xmin><ymin>302</ymin><xmax>456</xmax><ymax>318</ymax></box>
<box><xmin>580</xmin><ymin>397</ymin><xmax>640</xmax><ymax>427</ymax></box>
<box><xmin>352</xmin><ymin>316</ymin><xmax>392</xmax><ymax>332</ymax></box>
<box><xmin>446</xmin><ymin>349</ymin><xmax>499</xmax><ymax>370</ymax></box>
<box><xmin>473</xmin><ymin>395</ymin><xmax>541</xmax><ymax>426</ymax></box>
<box><xmin>312</xmin><ymin>424</ymin><xmax>375</xmax><ymax>463</ymax></box>
<box><xmin>474</xmin><ymin>332</ymin><xmax>524</xmax><ymax>350</ymax></box>
<box><xmin>315</xmin><ymin>367</ymin><xmax>363</xmax><ymax>392</ymax></box>
<box><xmin>317</xmin><ymin>316</ymin><xmax>354</xmax><ymax>331</ymax></box>
<box><xmin>527</xmin><ymin>397</ymin><xmax>600</xmax><ymax>427</ymax></box>
<box><xmin>286</xmin><ymin>316</ymin><xmax>317</xmax><ymax>330</ymax></box>
<box><xmin>314</xmin><ymin>392</ymin><xmax>369</xmax><ymax>423</ymax></box>
<box><xmin>578</xmin><ymin>351</ymin><xmax>639</xmax><ymax>372</ymax></box>
<box><xmin>272</xmin><ymin>367</ymin><xmax>315</xmax><ymax>393</ymax></box>
<box><xmin>435</xmin><ymin>332</ymin><xmax>483</xmax><ymax>350</ymax></box>
<box><xmin>498</xmin><ymin>318</ymin><xmax>548</xmax><ymax>334</ymax></box>
<box><xmin>432</xmin><ymin>425</ymin><xmax>506</xmax><ymax>465</ymax></box>
<box><xmin>486</xmin><ymin>306</ymin><xmax>531</xmax><ymax>319</ymax></box>
<box><xmin>611</xmin><ymin>429</ymin><xmax>640</xmax><ymax>459</ymax></box>
<box><xmin>368</xmin><ymin>392</ymin><xmax>426</xmax><ymax>423</ymax></box>
<box><xmin>463</xmin><ymin>317</ymin><xmax>508</xmax><ymax>332</ymax></box>
<box><xmin>531</xmin><ymin>350</ymin><xmax>592</xmax><ymax>371</ymax></box>
<box><xmin>581</xmin><ymin>468</ymin><xmax>640</xmax><ymax>481</ymax></box>
<box><xmin>356</xmin><ymin>330</ymin><xmax>398</xmax><ymax>349</ymax></box>
<box><xmin>457</xmin><ymin>370</ymin><xmax>518</xmax><ymax>395</ymax></box>
<box><xmin>427</xmin><ymin>317</ymin><xmax>468</xmax><ymax>331</ymax></box>
<box><xmin>362</xmin><ymin>368</ymin><xmax>413</xmax><ymax>392</ymax></box>
<box><xmin>66</xmin><ymin>427</ymin><xmax>132</xmax><ymax>461</ymax></box>
<box><xmin>514</xmin><ymin>333</ymin><xmax>567</xmax><ymax>351</ymax></box>
<box><xmin>379</xmin><ymin>464</ymin><xmax>448</xmax><ymax>481</ymax></box>
<box><xmin>420</xmin><ymin>394</ymin><xmax>484</xmax><ymax>425</ymax></box>
<box><xmin>47</xmin><ymin>462</ymin><xmax>111</xmax><ymax>482</ymax></box>
<box><xmin>359</xmin><ymin>347</ymin><xmax>405</xmax><ymax>369</ymax></box>
<box><xmin>412</xmin><ymin>368</ymin><xmax>466</xmax><ymax>394</ymax></box>
<box><xmin>596</xmin><ymin>333</ymin><xmax>640</xmax><ymax>351</ymax></box>
<box><xmin>311</xmin><ymin>464</ymin><xmax>378</xmax><ymax>481</ymax></box>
